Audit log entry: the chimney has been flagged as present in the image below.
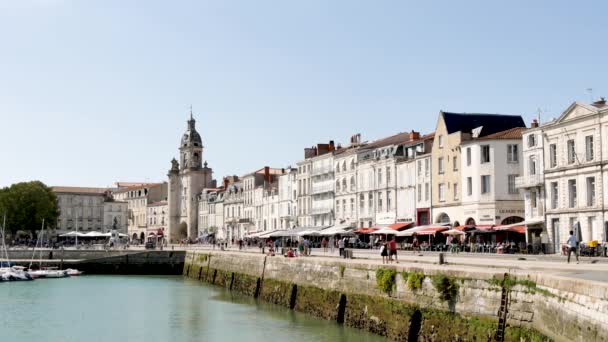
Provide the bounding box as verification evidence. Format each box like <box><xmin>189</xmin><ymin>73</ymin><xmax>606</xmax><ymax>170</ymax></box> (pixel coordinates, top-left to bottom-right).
<box><xmin>409</xmin><ymin>130</ymin><xmax>420</xmax><ymax>141</ymax></box>
<box><xmin>281</xmin><ymin>168</ymin><xmax>285</xmax><ymax>174</ymax></box>
<box><xmin>531</xmin><ymin>119</ymin><xmax>539</xmax><ymax>128</ymax></box>
<box><xmin>329</xmin><ymin>140</ymin><xmax>335</xmax><ymax>151</ymax></box>
<box><xmin>223</xmin><ymin>177</ymin><xmax>229</xmax><ymax>189</ymax></box>
<box><xmin>264</xmin><ymin>166</ymin><xmax>270</xmax><ymax>185</ymax></box>
<box><xmin>592</xmin><ymin>97</ymin><xmax>606</xmax><ymax>108</ymax></box>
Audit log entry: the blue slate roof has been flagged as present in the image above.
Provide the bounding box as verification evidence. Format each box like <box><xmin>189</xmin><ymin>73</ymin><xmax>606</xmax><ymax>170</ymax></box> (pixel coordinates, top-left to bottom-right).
<box><xmin>442</xmin><ymin>112</ymin><xmax>526</xmax><ymax>137</ymax></box>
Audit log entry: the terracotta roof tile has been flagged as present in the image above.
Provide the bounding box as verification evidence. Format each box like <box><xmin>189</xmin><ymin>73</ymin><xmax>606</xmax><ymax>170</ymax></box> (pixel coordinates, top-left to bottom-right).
<box><xmin>478</xmin><ymin>127</ymin><xmax>527</xmax><ymax>140</ymax></box>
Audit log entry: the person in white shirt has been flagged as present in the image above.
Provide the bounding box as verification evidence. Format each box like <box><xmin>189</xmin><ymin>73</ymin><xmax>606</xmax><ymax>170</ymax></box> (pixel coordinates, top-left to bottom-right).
<box><xmin>566</xmin><ymin>230</ymin><xmax>579</xmax><ymax>264</ymax></box>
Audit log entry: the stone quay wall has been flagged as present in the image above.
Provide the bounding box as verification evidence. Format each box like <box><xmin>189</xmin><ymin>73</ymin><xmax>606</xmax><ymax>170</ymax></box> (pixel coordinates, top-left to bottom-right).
<box><xmin>9</xmin><ymin>250</ymin><xmax>186</xmax><ymax>275</ymax></box>
<box><xmin>184</xmin><ymin>251</ymin><xmax>608</xmax><ymax>342</ymax></box>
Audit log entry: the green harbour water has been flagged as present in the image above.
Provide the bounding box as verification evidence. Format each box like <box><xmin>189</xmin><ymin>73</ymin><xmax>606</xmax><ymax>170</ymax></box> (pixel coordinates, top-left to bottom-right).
<box><xmin>0</xmin><ymin>275</ymin><xmax>385</xmax><ymax>342</ymax></box>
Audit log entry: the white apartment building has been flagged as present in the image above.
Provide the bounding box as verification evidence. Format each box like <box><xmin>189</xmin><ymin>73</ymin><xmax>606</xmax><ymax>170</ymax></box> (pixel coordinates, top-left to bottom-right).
<box><xmin>517</xmin><ymin>121</ymin><xmax>547</xmax><ymax>246</ymax></box>
<box><xmin>278</xmin><ymin>169</ymin><xmax>297</xmax><ymax>229</ymax></box>
<box><xmin>397</xmin><ymin>132</ymin><xmax>434</xmax><ymax>225</ymax></box>
<box><xmin>533</xmin><ymin>100</ymin><xmax>608</xmax><ymax>252</ymax></box>
<box><xmin>460</xmin><ymin>127</ymin><xmax>526</xmax><ymax>227</ymax></box>
<box><xmin>198</xmin><ymin>189</ymin><xmax>225</xmax><ymax>240</ymax></box>
<box><xmin>334</xmin><ymin>135</ymin><xmax>364</xmax><ymax>227</ymax></box>
<box><xmin>310</xmin><ymin>149</ymin><xmax>335</xmax><ymax>227</ymax></box>
<box><xmin>147</xmin><ymin>200</ymin><xmax>168</xmax><ymax>240</ymax></box>
<box><xmin>296</xmin><ymin>158</ymin><xmax>312</xmax><ymax>228</ymax></box>
<box><xmin>223</xmin><ymin>178</ymin><xmax>245</xmax><ymax>241</ymax></box>
<box><xmin>356</xmin><ymin>132</ymin><xmax>416</xmax><ymax>227</ymax></box>
<box><xmin>242</xmin><ymin>167</ymin><xmax>284</xmax><ymax>233</ymax></box>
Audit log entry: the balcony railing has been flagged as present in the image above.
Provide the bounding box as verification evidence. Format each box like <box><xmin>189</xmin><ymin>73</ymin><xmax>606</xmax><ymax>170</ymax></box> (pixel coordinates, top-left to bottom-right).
<box><xmin>311</xmin><ymin>207</ymin><xmax>333</xmax><ymax>215</ymax></box>
<box><xmin>311</xmin><ymin>183</ymin><xmax>334</xmax><ymax>194</ymax></box>
<box><xmin>311</xmin><ymin>166</ymin><xmax>334</xmax><ymax>176</ymax></box>
<box><xmin>515</xmin><ymin>174</ymin><xmax>544</xmax><ymax>188</ymax></box>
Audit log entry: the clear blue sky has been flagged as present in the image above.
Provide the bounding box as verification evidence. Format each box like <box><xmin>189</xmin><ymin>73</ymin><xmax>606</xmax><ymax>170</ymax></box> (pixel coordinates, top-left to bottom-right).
<box><xmin>1</xmin><ymin>0</ymin><xmax>606</xmax><ymax>188</ymax></box>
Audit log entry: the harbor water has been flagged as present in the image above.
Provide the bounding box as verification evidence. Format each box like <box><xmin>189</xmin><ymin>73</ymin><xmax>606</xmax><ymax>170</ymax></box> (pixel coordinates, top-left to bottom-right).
<box><xmin>0</xmin><ymin>275</ymin><xmax>385</xmax><ymax>342</ymax></box>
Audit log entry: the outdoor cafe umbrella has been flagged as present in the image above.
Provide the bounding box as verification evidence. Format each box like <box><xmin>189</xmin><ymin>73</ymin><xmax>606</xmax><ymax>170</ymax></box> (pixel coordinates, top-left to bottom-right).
<box><xmin>442</xmin><ymin>229</ymin><xmax>465</xmax><ymax>236</ymax></box>
<box><xmin>59</xmin><ymin>231</ymin><xmax>85</xmax><ymax>246</ymax></box>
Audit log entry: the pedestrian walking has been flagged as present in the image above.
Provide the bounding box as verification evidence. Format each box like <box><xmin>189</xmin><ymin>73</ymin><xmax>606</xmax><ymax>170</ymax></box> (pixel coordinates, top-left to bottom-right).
<box><xmin>321</xmin><ymin>237</ymin><xmax>328</xmax><ymax>253</ymax></box>
<box><xmin>338</xmin><ymin>237</ymin><xmax>344</xmax><ymax>257</ymax></box>
<box><xmin>566</xmin><ymin>230</ymin><xmax>579</xmax><ymax>264</ymax></box>
<box><xmin>389</xmin><ymin>236</ymin><xmax>398</xmax><ymax>263</ymax></box>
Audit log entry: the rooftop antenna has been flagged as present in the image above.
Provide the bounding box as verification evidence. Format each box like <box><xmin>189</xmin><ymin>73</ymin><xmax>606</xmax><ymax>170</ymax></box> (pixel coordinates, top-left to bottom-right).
<box><xmin>586</xmin><ymin>88</ymin><xmax>594</xmax><ymax>103</ymax></box>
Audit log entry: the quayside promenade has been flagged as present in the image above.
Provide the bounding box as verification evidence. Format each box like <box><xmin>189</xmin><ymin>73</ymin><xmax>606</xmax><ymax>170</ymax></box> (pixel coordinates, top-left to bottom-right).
<box><xmin>184</xmin><ymin>248</ymin><xmax>608</xmax><ymax>342</ymax></box>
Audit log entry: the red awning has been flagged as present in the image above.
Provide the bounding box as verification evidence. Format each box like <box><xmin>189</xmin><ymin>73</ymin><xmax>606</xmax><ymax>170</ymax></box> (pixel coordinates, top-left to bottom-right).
<box><xmin>415</xmin><ymin>226</ymin><xmax>449</xmax><ymax>236</ymax></box>
<box><xmin>388</xmin><ymin>222</ymin><xmax>414</xmax><ymax>231</ymax></box>
<box><xmin>494</xmin><ymin>225</ymin><xmax>526</xmax><ymax>234</ymax></box>
<box><xmin>355</xmin><ymin>228</ymin><xmax>379</xmax><ymax>234</ymax></box>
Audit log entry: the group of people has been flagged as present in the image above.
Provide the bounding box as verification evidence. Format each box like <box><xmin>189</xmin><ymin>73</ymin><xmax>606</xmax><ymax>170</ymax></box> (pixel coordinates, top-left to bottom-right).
<box><xmin>379</xmin><ymin>236</ymin><xmax>399</xmax><ymax>264</ymax></box>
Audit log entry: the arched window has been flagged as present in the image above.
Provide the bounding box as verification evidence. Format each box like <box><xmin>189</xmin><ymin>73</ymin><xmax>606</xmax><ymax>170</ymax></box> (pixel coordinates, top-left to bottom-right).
<box><xmin>336</xmin><ymin>180</ymin><xmax>341</xmax><ymax>192</ymax></box>
<box><xmin>350</xmin><ymin>177</ymin><xmax>355</xmax><ymax>191</ymax></box>
<box><xmin>350</xmin><ymin>159</ymin><xmax>355</xmax><ymax>170</ymax></box>
<box><xmin>342</xmin><ymin>179</ymin><xmax>347</xmax><ymax>191</ymax></box>
<box><xmin>436</xmin><ymin>213</ymin><xmax>450</xmax><ymax>224</ymax></box>
<box><xmin>335</xmin><ymin>164</ymin><xmax>340</xmax><ymax>173</ymax></box>
<box><xmin>342</xmin><ymin>161</ymin><xmax>346</xmax><ymax>172</ymax></box>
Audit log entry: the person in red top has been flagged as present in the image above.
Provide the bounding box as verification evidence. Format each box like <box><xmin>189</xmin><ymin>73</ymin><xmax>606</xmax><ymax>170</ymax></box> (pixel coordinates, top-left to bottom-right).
<box><xmin>389</xmin><ymin>236</ymin><xmax>398</xmax><ymax>263</ymax></box>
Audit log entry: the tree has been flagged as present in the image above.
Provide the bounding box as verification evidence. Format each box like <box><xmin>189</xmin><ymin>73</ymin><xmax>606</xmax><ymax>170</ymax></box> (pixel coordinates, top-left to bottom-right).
<box><xmin>0</xmin><ymin>181</ymin><xmax>59</xmax><ymax>236</ymax></box>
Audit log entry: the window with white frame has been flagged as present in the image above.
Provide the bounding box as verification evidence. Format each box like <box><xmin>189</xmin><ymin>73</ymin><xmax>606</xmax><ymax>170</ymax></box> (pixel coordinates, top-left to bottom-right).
<box><xmin>417</xmin><ymin>184</ymin><xmax>422</xmax><ymax>202</ymax></box>
<box><xmin>386</xmin><ymin>167</ymin><xmax>391</xmax><ymax>184</ymax></box>
<box><xmin>467</xmin><ymin>177</ymin><xmax>472</xmax><ymax>196</ymax></box>
<box><xmin>438</xmin><ymin>183</ymin><xmax>445</xmax><ymax>202</ymax></box>
<box><xmin>453</xmin><ymin>183</ymin><xmax>458</xmax><ymax>200</ymax></box>
<box><xmin>424</xmin><ymin>158</ymin><xmax>430</xmax><ymax>177</ymax></box>
<box><xmin>528</xmin><ymin>134</ymin><xmax>536</xmax><ymax>147</ymax></box>
<box><xmin>529</xmin><ymin>156</ymin><xmax>536</xmax><ymax>175</ymax></box>
<box><xmin>425</xmin><ymin>183</ymin><xmax>429</xmax><ymax>201</ymax></box>
<box><xmin>481</xmin><ymin>175</ymin><xmax>491</xmax><ymax>194</ymax></box>
<box><xmin>417</xmin><ymin>160</ymin><xmax>422</xmax><ymax>177</ymax></box>
<box><xmin>567</xmin><ymin>139</ymin><xmax>576</xmax><ymax>164</ymax></box>
<box><xmin>586</xmin><ymin>176</ymin><xmax>595</xmax><ymax>206</ymax></box>
<box><xmin>387</xmin><ymin>191</ymin><xmax>392</xmax><ymax>211</ymax></box>
<box><xmin>350</xmin><ymin>198</ymin><xmax>355</xmax><ymax>213</ymax></box>
<box><xmin>453</xmin><ymin>156</ymin><xmax>458</xmax><ymax>171</ymax></box>
<box><xmin>359</xmin><ymin>194</ymin><xmax>365</xmax><ymax>211</ymax></box>
<box><xmin>466</xmin><ymin>147</ymin><xmax>471</xmax><ymax>166</ymax></box>
<box><xmin>585</xmin><ymin>135</ymin><xmax>594</xmax><ymax>161</ymax></box>
<box><xmin>481</xmin><ymin>145</ymin><xmax>490</xmax><ymax>163</ymax></box>
<box><xmin>550</xmin><ymin>182</ymin><xmax>558</xmax><ymax>209</ymax></box>
<box><xmin>508</xmin><ymin>175</ymin><xmax>518</xmax><ymax>194</ymax></box>
<box><xmin>531</xmin><ymin>190</ymin><xmax>537</xmax><ymax>208</ymax></box>
<box><xmin>507</xmin><ymin>144</ymin><xmax>518</xmax><ymax>163</ymax></box>
<box><xmin>568</xmin><ymin>179</ymin><xmax>577</xmax><ymax>208</ymax></box>
<box><xmin>368</xmin><ymin>192</ymin><xmax>373</xmax><ymax>212</ymax></box>
<box><xmin>377</xmin><ymin>192</ymin><xmax>383</xmax><ymax>212</ymax></box>
<box><xmin>377</xmin><ymin>169</ymin><xmax>382</xmax><ymax>185</ymax></box>
<box><xmin>549</xmin><ymin>144</ymin><xmax>557</xmax><ymax>168</ymax></box>
<box><xmin>438</xmin><ymin>157</ymin><xmax>444</xmax><ymax>174</ymax></box>
<box><xmin>438</xmin><ymin>135</ymin><xmax>444</xmax><ymax>148</ymax></box>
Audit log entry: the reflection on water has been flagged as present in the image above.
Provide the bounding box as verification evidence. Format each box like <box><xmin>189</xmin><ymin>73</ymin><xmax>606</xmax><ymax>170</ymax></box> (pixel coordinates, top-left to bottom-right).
<box><xmin>0</xmin><ymin>276</ymin><xmax>384</xmax><ymax>342</ymax></box>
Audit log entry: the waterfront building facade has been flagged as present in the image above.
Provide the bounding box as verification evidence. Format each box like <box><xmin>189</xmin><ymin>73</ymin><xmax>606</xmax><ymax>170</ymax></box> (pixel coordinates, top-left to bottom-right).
<box><xmin>112</xmin><ymin>183</ymin><xmax>167</xmax><ymax>241</ymax></box>
<box><xmin>537</xmin><ymin>100</ymin><xmax>608</xmax><ymax>252</ymax></box>
<box><xmin>146</xmin><ymin>200</ymin><xmax>168</xmax><ymax>241</ymax></box>
<box><xmin>53</xmin><ymin>186</ymin><xmax>128</xmax><ymax>235</ymax></box>
<box><xmin>222</xmin><ymin>177</ymin><xmax>245</xmax><ymax>241</ymax></box>
<box><xmin>296</xmin><ymin>151</ymin><xmax>313</xmax><ymax>227</ymax></box>
<box><xmin>431</xmin><ymin>112</ymin><xmax>526</xmax><ymax>226</ymax></box>
<box><xmin>167</xmin><ymin>114</ymin><xmax>216</xmax><ymax>242</ymax></box>
<box><xmin>334</xmin><ymin>134</ymin><xmax>365</xmax><ymax>228</ymax></box>
<box><xmin>310</xmin><ymin>143</ymin><xmax>336</xmax><ymax>227</ymax></box>
<box><xmin>278</xmin><ymin>168</ymin><xmax>297</xmax><ymax>229</ymax></box>
<box><xmin>460</xmin><ymin>127</ymin><xmax>526</xmax><ymax>226</ymax></box>
<box><xmin>396</xmin><ymin>132</ymin><xmax>434</xmax><ymax>225</ymax></box>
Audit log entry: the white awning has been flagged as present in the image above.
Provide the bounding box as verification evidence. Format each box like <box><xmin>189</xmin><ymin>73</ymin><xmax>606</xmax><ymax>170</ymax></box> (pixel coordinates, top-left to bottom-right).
<box><xmin>59</xmin><ymin>231</ymin><xmax>85</xmax><ymax>237</ymax></box>
<box><xmin>319</xmin><ymin>224</ymin><xmax>353</xmax><ymax>236</ymax></box>
<box><xmin>396</xmin><ymin>225</ymin><xmax>446</xmax><ymax>237</ymax></box>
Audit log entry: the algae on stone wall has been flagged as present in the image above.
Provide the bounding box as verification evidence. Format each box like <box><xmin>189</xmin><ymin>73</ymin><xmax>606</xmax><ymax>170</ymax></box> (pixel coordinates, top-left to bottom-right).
<box><xmin>376</xmin><ymin>268</ymin><xmax>397</xmax><ymax>295</ymax></box>
<box><xmin>407</xmin><ymin>272</ymin><xmax>425</xmax><ymax>291</ymax></box>
<box><xmin>259</xmin><ymin>278</ymin><xmax>293</xmax><ymax>308</ymax></box>
<box><xmin>294</xmin><ymin>285</ymin><xmax>341</xmax><ymax>321</ymax></box>
<box><xmin>345</xmin><ymin>293</ymin><xmax>417</xmax><ymax>340</ymax></box>
<box><xmin>431</xmin><ymin>274</ymin><xmax>459</xmax><ymax>302</ymax></box>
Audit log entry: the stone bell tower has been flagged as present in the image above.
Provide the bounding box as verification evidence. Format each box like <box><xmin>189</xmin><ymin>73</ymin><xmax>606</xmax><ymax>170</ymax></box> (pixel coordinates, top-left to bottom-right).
<box><xmin>167</xmin><ymin>110</ymin><xmax>214</xmax><ymax>242</ymax></box>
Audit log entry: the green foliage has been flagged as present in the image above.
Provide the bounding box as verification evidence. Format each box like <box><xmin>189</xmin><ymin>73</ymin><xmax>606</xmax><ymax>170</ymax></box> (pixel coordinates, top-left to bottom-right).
<box><xmin>376</xmin><ymin>268</ymin><xmax>397</xmax><ymax>295</ymax></box>
<box><xmin>0</xmin><ymin>181</ymin><xmax>59</xmax><ymax>235</ymax></box>
<box><xmin>198</xmin><ymin>254</ymin><xmax>208</xmax><ymax>263</ymax></box>
<box><xmin>339</xmin><ymin>265</ymin><xmax>345</xmax><ymax>278</ymax></box>
<box><xmin>407</xmin><ymin>272</ymin><xmax>425</xmax><ymax>291</ymax></box>
<box><xmin>431</xmin><ymin>274</ymin><xmax>459</xmax><ymax>302</ymax></box>
<box><xmin>401</xmin><ymin>271</ymin><xmax>409</xmax><ymax>282</ymax></box>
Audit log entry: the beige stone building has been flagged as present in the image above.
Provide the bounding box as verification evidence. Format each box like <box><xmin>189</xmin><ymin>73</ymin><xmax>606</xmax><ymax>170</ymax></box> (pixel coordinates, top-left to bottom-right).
<box><xmin>53</xmin><ymin>186</ymin><xmax>128</xmax><ymax>234</ymax></box>
<box><xmin>431</xmin><ymin>112</ymin><xmax>525</xmax><ymax>226</ymax></box>
<box><xmin>112</xmin><ymin>182</ymin><xmax>167</xmax><ymax>241</ymax></box>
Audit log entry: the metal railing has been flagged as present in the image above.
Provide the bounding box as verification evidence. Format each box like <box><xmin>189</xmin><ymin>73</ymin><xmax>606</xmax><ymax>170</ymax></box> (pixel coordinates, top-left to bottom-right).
<box><xmin>515</xmin><ymin>173</ymin><xmax>544</xmax><ymax>188</ymax></box>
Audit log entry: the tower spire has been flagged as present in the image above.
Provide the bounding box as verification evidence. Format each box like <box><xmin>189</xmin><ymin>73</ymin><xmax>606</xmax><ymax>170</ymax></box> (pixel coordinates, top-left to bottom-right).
<box><xmin>190</xmin><ymin>104</ymin><xmax>193</xmax><ymax>120</ymax></box>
